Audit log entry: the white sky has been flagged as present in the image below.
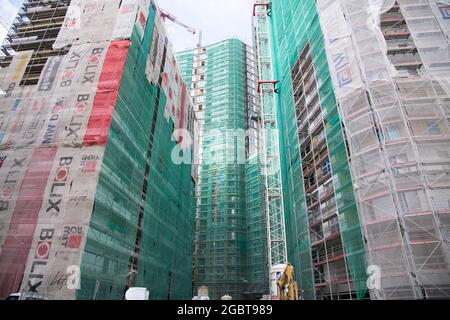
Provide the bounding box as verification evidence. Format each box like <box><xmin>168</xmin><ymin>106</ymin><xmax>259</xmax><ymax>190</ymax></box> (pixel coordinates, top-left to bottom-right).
<box><xmin>156</xmin><ymin>0</ymin><xmax>254</xmax><ymax>52</ymax></box>
<box><xmin>0</xmin><ymin>0</ymin><xmax>254</xmax><ymax>52</ymax></box>
<box><xmin>0</xmin><ymin>0</ymin><xmax>21</xmax><ymax>44</ymax></box>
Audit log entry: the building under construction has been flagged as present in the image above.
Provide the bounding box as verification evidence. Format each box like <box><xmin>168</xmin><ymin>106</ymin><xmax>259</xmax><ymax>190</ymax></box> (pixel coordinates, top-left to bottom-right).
<box><xmin>178</xmin><ymin>39</ymin><xmax>268</xmax><ymax>300</ymax></box>
<box><xmin>254</xmin><ymin>0</ymin><xmax>450</xmax><ymax>299</ymax></box>
<box><xmin>0</xmin><ymin>0</ymin><xmax>449</xmax><ymax>301</ymax></box>
<box><xmin>0</xmin><ymin>0</ymin><xmax>197</xmax><ymax>300</ymax></box>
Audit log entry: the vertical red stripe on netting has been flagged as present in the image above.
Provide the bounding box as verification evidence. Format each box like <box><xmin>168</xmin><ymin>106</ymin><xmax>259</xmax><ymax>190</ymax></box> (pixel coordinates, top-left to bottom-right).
<box><xmin>0</xmin><ymin>147</ymin><xmax>57</xmax><ymax>298</ymax></box>
<box><xmin>83</xmin><ymin>40</ymin><xmax>130</xmax><ymax>146</ymax></box>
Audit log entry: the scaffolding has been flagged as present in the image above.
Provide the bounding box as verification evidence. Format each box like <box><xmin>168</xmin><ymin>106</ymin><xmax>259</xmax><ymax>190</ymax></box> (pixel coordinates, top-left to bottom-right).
<box><xmin>316</xmin><ymin>0</ymin><xmax>450</xmax><ymax>299</ymax></box>
<box><xmin>0</xmin><ymin>0</ymin><xmax>196</xmax><ymax>300</ymax></box>
<box><xmin>258</xmin><ymin>0</ymin><xmax>369</xmax><ymax>300</ymax></box>
<box><xmin>245</xmin><ymin>44</ymin><xmax>269</xmax><ymax>299</ymax></box>
<box><xmin>245</xmin><ymin>153</ymin><xmax>269</xmax><ymax>299</ymax></box>
<box><xmin>178</xmin><ymin>38</ymin><xmax>270</xmax><ymax>299</ymax></box>
<box><xmin>179</xmin><ymin>39</ymin><xmax>252</xmax><ymax>300</ymax></box>
<box><xmin>258</xmin><ymin>0</ymin><xmax>450</xmax><ymax>300</ymax></box>
<box><xmin>0</xmin><ymin>0</ymin><xmax>71</xmax><ymax>86</ymax></box>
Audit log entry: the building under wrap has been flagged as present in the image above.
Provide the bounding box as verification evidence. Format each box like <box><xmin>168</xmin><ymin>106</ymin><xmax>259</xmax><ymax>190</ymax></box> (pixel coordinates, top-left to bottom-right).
<box><xmin>254</xmin><ymin>0</ymin><xmax>450</xmax><ymax>299</ymax></box>
<box><xmin>0</xmin><ymin>0</ymin><xmax>197</xmax><ymax>300</ymax></box>
<box><xmin>177</xmin><ymin>40</ymin><xmax>267</xmax><ymax>300</ymax></box>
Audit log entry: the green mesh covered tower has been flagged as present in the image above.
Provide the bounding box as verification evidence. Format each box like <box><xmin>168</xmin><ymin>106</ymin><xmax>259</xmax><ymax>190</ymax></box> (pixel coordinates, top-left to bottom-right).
<box><xmin>254</xmin><ymin>0</ymin><xmax>450</xmax><ymax>300</ymax></box>
<box><xmin>253</xmin><ymin>0</ymin><xmax>368</xmax><ymax>300</ymax></box>
<box><xmin>0</xmin><ymin>1</ymin><xmax>196</xmax><ymax>300</ymax></box>
<box><xmin>178</xmin><ymin>39</ymin><xmax>266</xmax><ymax>300</ymax></box>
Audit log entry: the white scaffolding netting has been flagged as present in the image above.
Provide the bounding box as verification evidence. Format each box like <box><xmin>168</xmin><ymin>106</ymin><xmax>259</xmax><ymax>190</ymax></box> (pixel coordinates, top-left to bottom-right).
<box><xmin>317</xmin><ymin>0</ymin><xmax>450</xmax><ymax>299</ymax></box>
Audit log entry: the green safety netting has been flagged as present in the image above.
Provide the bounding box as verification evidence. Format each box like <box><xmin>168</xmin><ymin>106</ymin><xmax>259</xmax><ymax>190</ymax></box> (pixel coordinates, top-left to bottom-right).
<box><xmin>267</xmin><ymin>0</ymin><xmax>368</xmax><ymax>299</ymax></box>
<box><xmin>177</xmin><ymin>39</ymin><xmax>267</xmax><ymax>300</ymax></box>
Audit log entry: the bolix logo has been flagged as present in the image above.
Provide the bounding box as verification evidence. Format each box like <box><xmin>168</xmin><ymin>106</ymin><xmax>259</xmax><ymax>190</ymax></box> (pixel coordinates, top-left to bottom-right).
<box><xmin>26</xmin><ymin>229</ymin><xmax>55</xmax><ymax>292</ymax></box>
<box><xmin>0</xmin><ymin>156</ymin><xmax>26</xmax><ymax>212</ymax></box>
<box><xmin>46</xmin><ymin>157</ymin><xmax>73</xmax><ymax>217</ymax></box>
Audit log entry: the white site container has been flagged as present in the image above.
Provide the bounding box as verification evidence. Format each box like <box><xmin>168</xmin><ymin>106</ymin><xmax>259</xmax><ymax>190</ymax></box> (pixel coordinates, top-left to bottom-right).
<box><xmin>125</xmin><ymin>287</ymin><xmax>149</xmax><ymax>300</ymax></box>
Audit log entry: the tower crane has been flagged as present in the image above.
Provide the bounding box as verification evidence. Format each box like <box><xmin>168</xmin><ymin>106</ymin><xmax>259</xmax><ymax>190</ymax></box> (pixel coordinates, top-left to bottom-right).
<box><xmin>158</xmin><ymin>8</ymin><xmax>202</xmax><ymax>47</ymax></box>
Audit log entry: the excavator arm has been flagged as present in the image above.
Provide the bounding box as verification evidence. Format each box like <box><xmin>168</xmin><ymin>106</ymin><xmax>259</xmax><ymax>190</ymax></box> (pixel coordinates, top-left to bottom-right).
<box><xmin>276</xmin><ymin>263</ymin><xmax>299</xmax><ymax>300</ymax></box>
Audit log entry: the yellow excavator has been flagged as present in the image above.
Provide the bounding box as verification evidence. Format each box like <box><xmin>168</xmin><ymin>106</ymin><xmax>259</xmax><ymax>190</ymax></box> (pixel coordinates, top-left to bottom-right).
<box><xmin>276</xmin><ymin>263</ymin><xmax>299</xmax><ymax>300</ymax></box>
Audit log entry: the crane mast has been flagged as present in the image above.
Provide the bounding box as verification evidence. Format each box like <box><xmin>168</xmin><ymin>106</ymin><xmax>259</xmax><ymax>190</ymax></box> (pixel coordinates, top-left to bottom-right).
<box><xmin>253</xmin><ymin>1</ymin><xmax>289</xmax><ymax>299</ymax></box>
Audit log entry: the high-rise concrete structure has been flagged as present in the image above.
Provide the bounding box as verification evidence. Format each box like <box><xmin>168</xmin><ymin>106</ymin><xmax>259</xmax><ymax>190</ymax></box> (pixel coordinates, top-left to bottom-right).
<box><xmin>0</xmin><ymin>0</ymin><xmax>196</xmax><ymax>300</ymax></box>
<box><xmin>254</xmin><ymin>0</ymin><xmax>450</xmax><ymax>300</ymax></box>
<box><xmin>177</xmin><ymin>39</ymin><xmax>267</xmax><ymax>300</ymax></box>
<box><xmin>1</xmin><ymin>0</ymin><xmax>448</xmax><ymax>302</ymax></box>
<box><xmin>0</xmin><ymin>0</ymin><xmax>71</xmax><ymax>86</ymax></box>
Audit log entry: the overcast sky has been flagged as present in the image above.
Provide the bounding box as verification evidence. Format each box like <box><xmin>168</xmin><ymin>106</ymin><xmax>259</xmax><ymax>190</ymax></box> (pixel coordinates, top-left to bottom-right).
<box><xmin>157</xmin><ymin>0</ymin><xmax>254</xmax><ymax>52</ymax></box>
<box><xmin>0</xmin><ymin>0</ymin><xmax>254</xmax><ymax>52</ymax></box>
<box><xmin>0</xmin><ymin>0</ymin><xmax>21</xmax><ymax>44</ymax></box>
